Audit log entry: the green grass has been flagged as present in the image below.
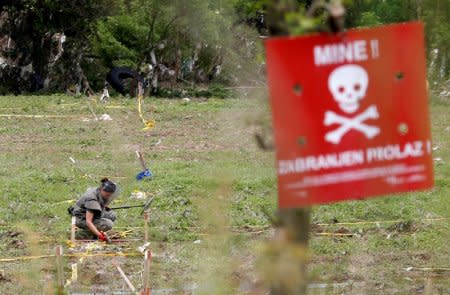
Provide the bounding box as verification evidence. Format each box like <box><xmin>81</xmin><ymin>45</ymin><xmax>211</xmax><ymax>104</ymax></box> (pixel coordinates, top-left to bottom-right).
<box><xmin>0</xmin><ymin>95</ymin><xmax>448</xmax><ymax>294</ymax></box>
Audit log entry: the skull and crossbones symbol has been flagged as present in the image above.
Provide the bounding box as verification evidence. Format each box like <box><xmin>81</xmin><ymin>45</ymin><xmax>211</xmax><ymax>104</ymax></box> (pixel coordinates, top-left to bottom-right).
<box><xmin>324</xmin><ymin>64</ymin><xmax>380</xmax><ymax>144</ymax></box>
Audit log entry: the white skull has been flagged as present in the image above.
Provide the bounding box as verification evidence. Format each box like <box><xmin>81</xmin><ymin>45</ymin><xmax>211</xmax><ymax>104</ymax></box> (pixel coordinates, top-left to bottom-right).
<box><xmin>328</xmin><ymin>64</ymin><xmax>369</xmax><ymax>113</ymax></box>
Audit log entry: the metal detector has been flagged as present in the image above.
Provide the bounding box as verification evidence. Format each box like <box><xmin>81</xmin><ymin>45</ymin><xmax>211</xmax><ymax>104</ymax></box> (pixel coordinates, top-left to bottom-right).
<box><xmin>110</xmin><ymin>197</ymin><xmax>154</xmax><ymax>215</ymax></box>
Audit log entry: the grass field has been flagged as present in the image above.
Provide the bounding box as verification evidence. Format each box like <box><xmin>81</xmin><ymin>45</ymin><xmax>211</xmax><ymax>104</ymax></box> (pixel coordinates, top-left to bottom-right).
<box><xmin>0</xmin><ymin>94</ymin><xmax>448</xmax><ymax>294</ymax></box>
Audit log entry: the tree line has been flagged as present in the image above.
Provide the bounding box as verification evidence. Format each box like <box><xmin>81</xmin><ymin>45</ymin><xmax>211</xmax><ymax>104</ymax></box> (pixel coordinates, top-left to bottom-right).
<box><xmin>0</xmin><ymin>0</ymin><xmax>448</xmax><ymax>95</ymax></box>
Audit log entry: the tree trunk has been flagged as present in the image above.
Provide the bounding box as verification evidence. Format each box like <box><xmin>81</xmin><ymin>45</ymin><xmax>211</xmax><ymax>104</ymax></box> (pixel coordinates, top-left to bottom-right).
<box><xmin>124</xmin><ymin>0</ymin><xmax>132</xmax><ymax>13</ymax></box>
<box><xmin>414</xmin><ymin>0</ymin><xmax>422</xmax><ymax>20</ymax></box>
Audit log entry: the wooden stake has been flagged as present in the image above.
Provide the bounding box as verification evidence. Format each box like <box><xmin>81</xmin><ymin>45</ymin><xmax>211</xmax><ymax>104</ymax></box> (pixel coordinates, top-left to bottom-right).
<box><xmin>71</xmin><ymin>216</ymin><xmax>76</xmax><ymax>245</ymax></box>
<box><xmin>55</xmin><ymin>245</ymin><xmax>65</xmax><ymax>295</ymax></box>
<box><xmin>116</xmin><ymin>265</ymin><xmax>137</xmax><ymax>293</ymax></box>
<box><xmin>142</xmin><ymin>250</ymin><xmax>152</xmax><ymax>295</ymax></box>
<box><xmin>424</xmin><ymin>277</ymin><xmax>433</xmax><ymax>295</ymax></box>
<box><xmin>70</xmin><ymin>263</ymin><xmax>78</xmax><ymax>284</ymax></box>
<box><xmin>143</xmin><ymin>211</ymin><xmax>149</xmax><ymax>244</ymax></box>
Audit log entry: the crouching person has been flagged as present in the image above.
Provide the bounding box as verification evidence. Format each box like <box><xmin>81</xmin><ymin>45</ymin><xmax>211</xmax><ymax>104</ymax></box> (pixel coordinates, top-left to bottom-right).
<box><xmin>70</xmin><ymin>178</ymin><xmax>118</xmax><ymax>241</ymax></box>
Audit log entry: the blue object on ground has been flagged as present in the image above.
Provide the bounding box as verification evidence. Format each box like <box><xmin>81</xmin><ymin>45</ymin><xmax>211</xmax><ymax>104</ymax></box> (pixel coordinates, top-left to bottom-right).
<box><xmin>136</xmin><ymin>169</ymin><xmax>152</xmax><ymax>181</ymax></box>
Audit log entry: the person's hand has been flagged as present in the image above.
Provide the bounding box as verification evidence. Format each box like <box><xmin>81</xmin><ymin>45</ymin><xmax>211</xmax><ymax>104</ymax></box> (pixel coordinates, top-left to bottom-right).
<box><xmin>98</xmin><ymin>231</ymin><xmax>109</xmax><ymax>242</ymax></box>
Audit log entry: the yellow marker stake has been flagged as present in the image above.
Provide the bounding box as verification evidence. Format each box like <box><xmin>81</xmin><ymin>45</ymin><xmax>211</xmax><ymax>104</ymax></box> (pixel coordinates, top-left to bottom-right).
<box><xmin>137</xmin><ymin>82</ymin><xmax>156</xmax><ymax>131</ymax></box>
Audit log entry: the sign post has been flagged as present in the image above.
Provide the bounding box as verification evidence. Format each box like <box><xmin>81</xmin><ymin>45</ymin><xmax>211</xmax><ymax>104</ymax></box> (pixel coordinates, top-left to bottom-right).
<box><xmin>264</xmin><ymin>2</ymin><xmax>313</xmax><ymax>294</ymax></box>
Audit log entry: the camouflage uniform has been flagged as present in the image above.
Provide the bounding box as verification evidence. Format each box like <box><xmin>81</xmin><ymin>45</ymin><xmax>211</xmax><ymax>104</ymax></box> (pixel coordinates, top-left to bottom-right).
<box><xmin>72</xmin><ymin>187</ymin><xmax>116</xmax><ymax>239</ymax></box>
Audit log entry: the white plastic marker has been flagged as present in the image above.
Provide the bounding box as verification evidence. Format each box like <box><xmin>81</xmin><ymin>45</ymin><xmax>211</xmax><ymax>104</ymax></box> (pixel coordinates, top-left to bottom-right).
<box><xmin>138</xmin><ymin>242</ymin><xmax>151</xmax><ymax>254</ymax></box>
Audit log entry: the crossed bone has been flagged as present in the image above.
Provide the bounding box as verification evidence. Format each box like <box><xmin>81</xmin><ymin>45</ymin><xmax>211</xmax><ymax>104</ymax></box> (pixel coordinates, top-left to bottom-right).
<box><xmin>324</xmin><ymin>105</ymin><xmax>380</xmax><ymax>144</ymax></box>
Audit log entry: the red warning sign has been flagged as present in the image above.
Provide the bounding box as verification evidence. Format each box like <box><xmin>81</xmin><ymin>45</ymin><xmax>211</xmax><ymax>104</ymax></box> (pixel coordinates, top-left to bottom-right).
<box><xmin>265</xmin><ymin>22</ymin><xmax>434</xmax><ymax>208</ymax></box>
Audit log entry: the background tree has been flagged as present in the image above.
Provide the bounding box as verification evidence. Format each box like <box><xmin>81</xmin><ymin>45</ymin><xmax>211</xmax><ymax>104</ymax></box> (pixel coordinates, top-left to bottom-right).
<box><xmin>0</xmin><ymin>0</ymin><xmax>448</xmax><ymax>95</ymax></box>
<box><xmin>0</xmin><ymin>0</ymin><xmax>115</xmax><ymax>94</ymax></box>
<box><xmin>346</xmin><ymin>0</ymin><xmax>449</xmax><ymax>83</ymax></box>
